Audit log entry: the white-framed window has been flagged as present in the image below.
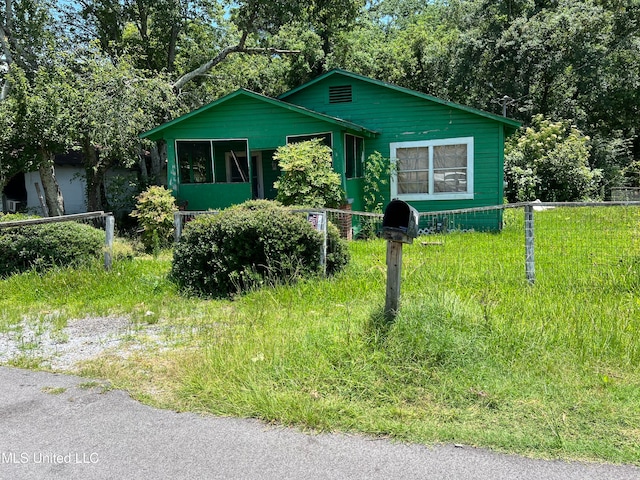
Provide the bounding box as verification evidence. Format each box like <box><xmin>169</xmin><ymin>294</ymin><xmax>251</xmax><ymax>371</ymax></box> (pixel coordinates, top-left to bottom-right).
<box><xmin>390</xmin><ymin>137</ymin><xmax>474</xmax><ymax>201</ymax></box>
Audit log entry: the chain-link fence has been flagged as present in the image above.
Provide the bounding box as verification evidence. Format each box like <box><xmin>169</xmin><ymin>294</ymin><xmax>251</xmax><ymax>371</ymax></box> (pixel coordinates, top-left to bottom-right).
<box><xmin>174</xmin><ymin>202</ymin><xmax>640</xmax><ymax>288</ymax></box>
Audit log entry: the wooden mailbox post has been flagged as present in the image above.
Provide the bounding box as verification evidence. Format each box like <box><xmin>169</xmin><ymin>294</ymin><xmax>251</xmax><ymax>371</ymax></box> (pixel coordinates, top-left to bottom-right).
<box><xmin>382</xmin><ymin>200</ymin><xmax>419</xmax><ymax>319</ymax></box>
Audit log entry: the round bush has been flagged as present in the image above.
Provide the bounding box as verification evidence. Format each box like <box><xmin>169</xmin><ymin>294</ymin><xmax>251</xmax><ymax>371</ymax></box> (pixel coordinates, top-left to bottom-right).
<box><xmin>171</xmin><ymin>200</ymin><xmax>349</xmax><ymax>297</ymax></box>
<box><xmin>0</xmin><ymin>214</ymin><xmax>104</xmax><ymax>277</ymax></box>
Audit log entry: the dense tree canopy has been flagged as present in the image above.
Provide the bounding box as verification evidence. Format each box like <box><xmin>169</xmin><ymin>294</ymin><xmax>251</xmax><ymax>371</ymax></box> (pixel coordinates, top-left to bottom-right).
<box><xmin>1</xmin><ymin>0</ymin><xmax>639</xmax><ymax>214</ymax></box>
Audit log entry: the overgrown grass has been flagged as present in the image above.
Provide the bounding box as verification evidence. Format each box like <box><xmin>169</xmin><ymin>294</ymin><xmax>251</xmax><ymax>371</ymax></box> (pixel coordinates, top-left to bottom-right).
<box><xmin>1</xmin><ymin>206</ymin><xmax>639</xmax><ymax>464</ymax></box>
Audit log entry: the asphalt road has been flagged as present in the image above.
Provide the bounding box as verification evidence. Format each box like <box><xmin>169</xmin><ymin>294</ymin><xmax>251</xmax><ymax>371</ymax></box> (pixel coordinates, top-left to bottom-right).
<box><xmin>1</xmin><ymin>366</ymin><xmax>638</xmax><ymax>480</ymax></box>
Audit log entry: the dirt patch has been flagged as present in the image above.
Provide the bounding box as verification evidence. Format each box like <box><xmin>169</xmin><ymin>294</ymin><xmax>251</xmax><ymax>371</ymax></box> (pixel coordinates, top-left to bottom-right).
<box><xmin>0</xmin><ymin>315</ymin><xmax>166</xmax><ymax>371</ymax></box>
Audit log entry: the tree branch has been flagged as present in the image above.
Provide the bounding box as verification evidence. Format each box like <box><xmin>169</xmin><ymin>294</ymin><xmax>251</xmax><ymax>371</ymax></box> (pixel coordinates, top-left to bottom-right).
<box><xmin>243</xmin><ymin>47</ymin><xmax>301</xmax><ymax>55</ymax></box>
<box><xmin>0</xmin><ymin>7</ymin><xmax>14</xmax><ymax>101</ymax></box>
<box><xmin>171</xmin><ymin>43</ymin><xmax>243</xmax><ymax>92</ymax></box>
<box><xmin>171</xmin><ymin>32</ymin><xmax>300</xmax><ymax>93</ymax></box>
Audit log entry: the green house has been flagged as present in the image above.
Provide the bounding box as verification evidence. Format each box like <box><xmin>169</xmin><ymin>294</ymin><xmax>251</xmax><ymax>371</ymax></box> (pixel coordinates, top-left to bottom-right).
<box><xmin>141</xmin><ymin>69</ymin><xmax>520</xmax><ymax>231</ymax></box>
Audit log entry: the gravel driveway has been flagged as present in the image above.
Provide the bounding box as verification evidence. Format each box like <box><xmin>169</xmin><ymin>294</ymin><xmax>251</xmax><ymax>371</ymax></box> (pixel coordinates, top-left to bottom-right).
<box><xmin>0</xmin><ymin>315</ymin><xmax>165</xmax><ymax>370</ymax></box>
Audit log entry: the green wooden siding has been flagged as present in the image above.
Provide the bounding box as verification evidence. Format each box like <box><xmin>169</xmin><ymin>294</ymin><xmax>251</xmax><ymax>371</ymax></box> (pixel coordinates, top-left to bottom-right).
<box><xmin>160</xmin><ymin>94</ymin><xmax>358</xmax><ymax>209</ymax></box>
<box><xmin>284</xmin><ymin>75</ymin><xmax>509</xmax><ymax>225</ymax></box>
<box><xmin>178</xmin><ymin>183</ymin><xmax>251</xmax><ymax>210</ymax></box>
<box><xmin>141</xmin><ymin>71</ymin><xmax>518</xmax><ymax>231</ymax></box>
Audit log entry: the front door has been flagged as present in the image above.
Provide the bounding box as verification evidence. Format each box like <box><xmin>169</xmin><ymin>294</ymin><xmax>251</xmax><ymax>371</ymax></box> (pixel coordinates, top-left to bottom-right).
<box><xmin>251</xmin><ymin>152</ymin><xmax>263</xmax><ymax>199</ymax></box>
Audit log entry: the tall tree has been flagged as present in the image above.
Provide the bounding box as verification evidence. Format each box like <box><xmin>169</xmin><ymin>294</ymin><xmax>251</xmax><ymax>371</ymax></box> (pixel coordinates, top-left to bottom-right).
<box><xmin>9</xmin><ymin>65</ymin><xmax>77</xmax><ymax>216</ymax></box>
<box><xmin>1</xmin><ymin>0</ymin><xmax>69</xmax><ymax>215</ymax></box>
<box><xmin>58</xmin><ymin>0</ymin><xmax>371</xmax><ymax>95</ymax></box>
<box><xmin>1</xmin><ymin>0</ymin><xmax>55</xmax><ymax>98</ymax></box>
<box><xmin>71</xmin><ymin>55</ymin><xmax>178</xmax><ymax>211</ymax></box>
<box><xmin>442</xmin><ymin>0</ymin><xmax>640</xmax><ymax>191</ymax></box>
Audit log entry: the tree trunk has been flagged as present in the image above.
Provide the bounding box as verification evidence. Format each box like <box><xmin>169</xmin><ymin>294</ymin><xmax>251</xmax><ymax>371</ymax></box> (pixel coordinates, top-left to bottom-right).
<box><xmin>167</xmin><ymin>24</ymin><xmax>179</xmax><ymax>72</ymax></box>
<box><xmin>83</xmin><ymin>139</ymin><xmax>106</xmax><ymax>212</ymax></box>
<box><xmin>38</xmin><ymin>150</ymin><xmax>65</xmax><ymax>217</ymax></box>
<box><xmin>0</xmin><ymin>8</ymin><xmax>15</xmax><ymax>101</ymax></box>
<box><xmin>149</xmin><ymin>140</ymin><xmax>166</xmax><ymax>185</ymax></box>
<box><xmin>138</xmin><ymin>145</ymin><xmax>149</xmax><ymax>187</ymax></box>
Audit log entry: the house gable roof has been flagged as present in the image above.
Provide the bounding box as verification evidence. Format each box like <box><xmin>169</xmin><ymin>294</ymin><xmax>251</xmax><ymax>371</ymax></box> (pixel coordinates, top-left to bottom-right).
<box><xmin>279</xmin><ymin>69</ymin><xmax>522</xmax><ymax>129</ymax></box>
<box><xmin>140</xmin><ymin>88</ymin><xmax>379</xmax><ymax>141</ymax></box>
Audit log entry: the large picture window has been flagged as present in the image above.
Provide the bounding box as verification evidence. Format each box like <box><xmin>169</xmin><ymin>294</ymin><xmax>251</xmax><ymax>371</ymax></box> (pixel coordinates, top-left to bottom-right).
<box><xmin>390</xmin><ymin>137</ymin><xmax>474</xmax><ymax>200</ymax></box>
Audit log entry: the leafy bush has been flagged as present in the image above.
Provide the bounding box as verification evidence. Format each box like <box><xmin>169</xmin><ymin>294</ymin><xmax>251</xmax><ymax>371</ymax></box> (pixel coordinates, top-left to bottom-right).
<box><xmin>325</xmin><ymin>221</ymin><xmax>350</xmax><ymax>275</ymax></box>
<box><xmin>0</xmin><ymin>214</ymin><xmax>104</xmax><ymax>276</ymax></box>
<box><xmin>273</xmin><ymin>139</ymin><xmax>346</xmax><ymax>208</ymax></box>
<box><xmin>505</xmin><ymin>115</ymin><xmax>602</xmax><ymax>202</ymax></box>
<box><xmin>171</xmin><ymin>200</ymin><xmax>349</xmax><ymax>297</ymax></box>
<box><xmin>130</xmin><ymin>185</ymin><xmax>177</xmax><ymax>253</ymax></box>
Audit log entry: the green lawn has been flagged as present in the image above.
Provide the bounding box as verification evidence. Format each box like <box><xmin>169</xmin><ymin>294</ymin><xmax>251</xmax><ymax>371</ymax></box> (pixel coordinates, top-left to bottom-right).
<box><xmin>1</xmin><ymin>206</ymin><xmax>639</xmax><ymax>464</ymax></box>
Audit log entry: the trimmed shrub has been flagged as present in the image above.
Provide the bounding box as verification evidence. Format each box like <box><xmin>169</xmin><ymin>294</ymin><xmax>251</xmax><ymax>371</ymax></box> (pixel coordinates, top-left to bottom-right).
<box><xmin>130</xmin><ymin>185</ymin><xmax>177</xmax><ymax>253</ymax></box>
<box><xmin>171</xmin><ymin>200</ymin><xmax>349</xmax><ymax>297</ymax></box>
<box><xmin>0</xmin><ymin>214</ymin><xmax>104</xmax><ymax>277</ymax></box>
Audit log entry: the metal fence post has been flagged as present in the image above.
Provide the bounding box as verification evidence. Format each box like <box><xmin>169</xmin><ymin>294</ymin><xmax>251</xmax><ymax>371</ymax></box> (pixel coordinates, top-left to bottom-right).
<box><xmin>320</xmin><ymin>210</ymin><xmax>327</xmax><ymax>276</ymax></box>
<box><xmin>174</xmin><ymin>211</ymin><xmax>182</xmax><ymax>243</ymax></box>
<box><xmin>104</xmin><ymin>215</ymin><xmax>115</xmax><ymax>271</ymax></box>
<box><xmin>524</xmin><ymin>204</ymin><xmax>535</xmax><ymax>284</ymax></box>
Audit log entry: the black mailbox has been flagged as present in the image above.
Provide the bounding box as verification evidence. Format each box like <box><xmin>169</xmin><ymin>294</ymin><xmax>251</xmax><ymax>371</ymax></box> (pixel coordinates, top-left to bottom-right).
<box><xmin>382</xmin><ymin>200</ymin><xmax>419</xmax><ymax>244</ymax></box>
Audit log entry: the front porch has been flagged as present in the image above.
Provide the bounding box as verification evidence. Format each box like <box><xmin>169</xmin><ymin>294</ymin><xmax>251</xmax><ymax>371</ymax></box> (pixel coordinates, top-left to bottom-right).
<box><xmin>173</xmin><ymin>138</ymin><xmax>280</xmax><ymax>210</ymax></box>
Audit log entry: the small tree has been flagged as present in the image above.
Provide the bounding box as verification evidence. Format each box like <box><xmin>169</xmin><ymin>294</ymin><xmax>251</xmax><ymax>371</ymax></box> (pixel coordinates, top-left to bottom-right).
<box><xmin>505</xmin><ymin>115</ymin><xmax>602</xmax><ymax>202</ymax></box>
<box><xmin>359</xmin><ymin>151</ymin><xmax>389</xmax><ymax>239</ymax></box>
<box><xmin>130</xmin><ymin>186</ymin><xmax>177</xmax><ymax>254</ymax></box>
<box><xmin>273</xmin><ymin>139</ymin><xmax>345</xmax><ymax>208</ymax></box>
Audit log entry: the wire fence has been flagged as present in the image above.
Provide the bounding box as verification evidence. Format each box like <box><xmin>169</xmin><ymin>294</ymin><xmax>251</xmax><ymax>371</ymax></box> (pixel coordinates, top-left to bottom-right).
<box><xmin>412</xmin><ymin>202</ymin><xmax>640</xmax><ymax>286</ymax></box>
<box><xmin>175</xmin><ymin>202</ymin><xmax>640</xmax><ymax>288</ymax></box>
<box><xmin>0</xmin><ymin>211</ymin><xmax>116</xmax><ymax>270</ymax></box>
<box><xmin>3</xmin><ymin>202</ymin><xmax>637</xmax><ymax>288</ymax></box>
<box><xmin>334</xmin><ymin>202</ymin><xmax>639</xmax><ymax>289</ymax></box>
<box><xmin>155</xmin><ymin>201</ymin><xmax>640</xmax><ymax>289</ymax></box>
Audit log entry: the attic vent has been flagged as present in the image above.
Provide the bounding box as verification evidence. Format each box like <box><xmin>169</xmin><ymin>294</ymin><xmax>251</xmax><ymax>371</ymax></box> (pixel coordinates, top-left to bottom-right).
<box><xmin>329</xmin><ymin>85</ymin><xmax>352</xmax><ymax>104</ymax></box>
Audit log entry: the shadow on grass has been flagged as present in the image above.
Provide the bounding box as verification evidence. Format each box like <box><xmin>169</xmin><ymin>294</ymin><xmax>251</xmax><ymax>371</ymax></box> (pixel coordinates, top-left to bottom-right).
<box><xmin>364</xmin><ymin>307</ymin><xmax>395</xmax><ymax>347</ymax></box>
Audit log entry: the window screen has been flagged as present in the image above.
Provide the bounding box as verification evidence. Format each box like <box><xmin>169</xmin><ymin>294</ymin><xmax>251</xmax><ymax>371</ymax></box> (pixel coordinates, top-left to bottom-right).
<box><xmin>177</xmin><ymin>141</ymin><xmax>213</xmax><ymax>184</ymax></box>
<box><xmin>345</xmin><ymin>134</ymin><xmax>364</xmax><ymax>179</ymax></box>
